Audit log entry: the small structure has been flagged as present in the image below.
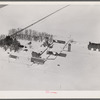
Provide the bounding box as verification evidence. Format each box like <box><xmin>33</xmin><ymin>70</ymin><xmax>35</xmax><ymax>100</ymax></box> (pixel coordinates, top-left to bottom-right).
<box><xmin>9</xmin><ymin>54</ymin><xmax>18</xmax><ymax>59</ymax></box>
<box><xmin>31</xmin><ymin>51</ymin><xmax>41</xmax><ymax>58</ymax></box>
<box><xmin>24</xmin><ymin>49</ymin><xmax>28</xmax><ymax>51</ymax></box>
<box><xmin>47</xmin><ymin>51</ymin><xmax>67</xmax><ymax>57</ymax></box>
<box><xmin>68</xmin><ymin>43</ymin><xmax>71</xmax><ymax>52</ymax></box>
<box><xmin>31</xmin><ymin>51</ymin><xmax>45</xmax><ymax>64</ymax></box>
<box><xmin>88</xmin><ymin>42</ymin><xmax>100</xmax><ymax>51</ymax></box>
<box><xmin>31</xmin><ymin>57</ymin><xmax>45</xmax><ymax>64</ymax></box>
<box><xmin>58</xmin><ymin>52</ymin><xmax>67</xmax><ymax>57</ymax></box>
<box><xmin>28</xmin><ymin>42</ymin><xmax>32</xmax><ymax>45</ymax></box>
<box><xmin>53</xmin><ymin>40</ymin><xmax>65</xmax><ymax>44</ymax></box>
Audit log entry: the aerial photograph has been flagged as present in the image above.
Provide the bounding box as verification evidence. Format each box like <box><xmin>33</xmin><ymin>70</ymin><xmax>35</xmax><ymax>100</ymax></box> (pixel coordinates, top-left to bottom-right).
<box><xmin>0</xmin><ymin>2</ymin><xmax>100</xmax><ymax>91</ymax></box>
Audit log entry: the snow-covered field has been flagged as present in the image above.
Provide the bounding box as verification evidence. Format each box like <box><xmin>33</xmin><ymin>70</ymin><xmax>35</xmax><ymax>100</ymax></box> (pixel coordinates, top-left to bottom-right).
<box><xmin>0</xmin><ymin>3</ymin><xmax>100</xmax><ymax>90</ymax></box>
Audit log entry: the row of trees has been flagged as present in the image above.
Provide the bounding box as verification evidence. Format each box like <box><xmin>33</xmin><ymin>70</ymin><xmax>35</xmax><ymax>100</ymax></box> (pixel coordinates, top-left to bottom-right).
<box><xmin>8</xmin><ymin>28</ymin><xmax>53</xmax><ymax>43</ymax></box>
<box><xmin>0</xmin><ymin>28</ymin><xmax>53</xmax><ymax>52</ymax></box>
<box><xmin>0</xmin><ymin>35</ymin><xmax>23</xmax><ymax>52</ymax></box>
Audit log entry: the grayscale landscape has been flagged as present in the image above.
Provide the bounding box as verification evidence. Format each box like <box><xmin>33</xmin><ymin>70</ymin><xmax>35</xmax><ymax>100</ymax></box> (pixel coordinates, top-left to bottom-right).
<box><xmin>0</xmin><ymin>3</ymin><xmax>100</xmax><ymax>90</ymax></box>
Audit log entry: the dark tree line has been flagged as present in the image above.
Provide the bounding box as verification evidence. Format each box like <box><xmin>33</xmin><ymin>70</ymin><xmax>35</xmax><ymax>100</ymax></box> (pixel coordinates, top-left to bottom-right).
<box><xmin>0</xmin><ymin>28</ymin><xmax>53</xmax><ymax>52</ymax></box>
<box><xmin>0</xmin><ymin>35</ymin><xmax>24</xmax><ymax>52</ymax></box>
<box><xmin>8</xmin><ymin>28</ymin><xmax>53</xmax><ymax>43</ymax></box>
